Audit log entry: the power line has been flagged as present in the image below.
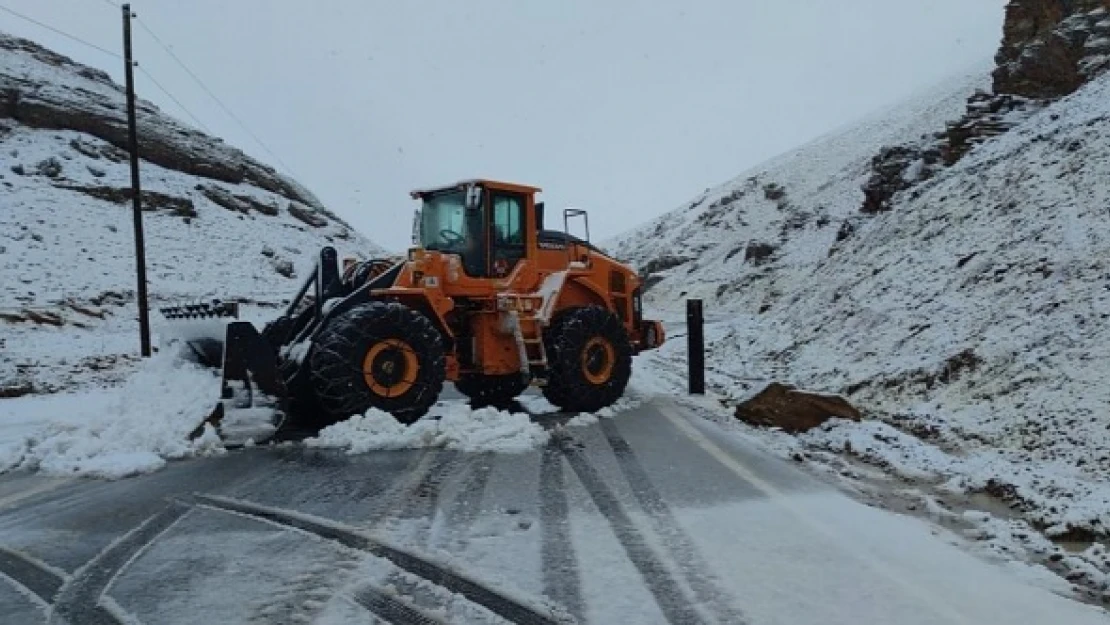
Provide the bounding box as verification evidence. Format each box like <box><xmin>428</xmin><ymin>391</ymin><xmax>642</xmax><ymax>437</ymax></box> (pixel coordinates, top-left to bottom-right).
<box><xmin>134</xmin><ymin>16</ymin><xmax>298</xmax><ymax>177</ymax></box>
<box><xmin>1</xmin><ymin>2</ymin><xmax>211</xmax><ymax>134</ymax></box>
<box><xmin>0</xmin><ymin>3</ymin><xmax>121</xmax><ymax>59</ymax></box>
<box><xmin>136</xmin><ymin>66</ymin><xmax>212</xmax><ymax>133</ymax></box>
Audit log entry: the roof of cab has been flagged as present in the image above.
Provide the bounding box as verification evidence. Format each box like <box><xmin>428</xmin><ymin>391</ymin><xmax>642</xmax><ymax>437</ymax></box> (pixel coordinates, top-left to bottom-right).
<box><xmin>409</xmin><ymin>179</ymin><xmax>542</xmax><ymax>198</ymax></box>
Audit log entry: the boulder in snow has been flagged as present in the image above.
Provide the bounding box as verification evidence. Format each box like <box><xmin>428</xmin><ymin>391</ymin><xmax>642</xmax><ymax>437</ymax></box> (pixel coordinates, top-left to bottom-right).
<box><xmin>0</xmin><ymin>380</ymin><xmax>33</xmax><ymax>399</ymax></box>
<box><xmin>735</xmin><ymin>382</ymin><xmax>861</xmax><ymax>433</ymax></box>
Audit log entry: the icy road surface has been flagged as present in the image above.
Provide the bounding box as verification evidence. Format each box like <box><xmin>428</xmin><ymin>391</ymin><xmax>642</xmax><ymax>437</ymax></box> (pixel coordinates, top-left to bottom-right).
<box><xmin>0</xmin><ymin>393</ymin><xmax>1104</xmax><ymax>625</ymax></box>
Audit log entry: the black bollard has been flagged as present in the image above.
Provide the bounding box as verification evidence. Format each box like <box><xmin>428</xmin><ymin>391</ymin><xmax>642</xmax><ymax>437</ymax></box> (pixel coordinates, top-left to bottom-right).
<box><xmin>687</xmin><ymin>299</ymin><xmax>705</xmax><ymax>395</ymax></box>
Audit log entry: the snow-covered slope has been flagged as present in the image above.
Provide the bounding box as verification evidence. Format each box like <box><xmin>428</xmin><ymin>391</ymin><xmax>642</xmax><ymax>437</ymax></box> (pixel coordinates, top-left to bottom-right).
<box><xmin>0</xmin><ymin>32</ymin><xmax>385</xmax><ymax>394</ymax></box>
<box><xmin>608</xmin><ymin>64</ymin><xmax>991</xmax><ymax>312</ymax></box>
<box><xmin>617</xmin><ymin>54</ymin><xmax>1110</xmax><ymax>598</ymax></box>
<box><xmin>732</xmin><ymin>68</ymin><xmax>1110</xmax><ymax>505</ymax></box>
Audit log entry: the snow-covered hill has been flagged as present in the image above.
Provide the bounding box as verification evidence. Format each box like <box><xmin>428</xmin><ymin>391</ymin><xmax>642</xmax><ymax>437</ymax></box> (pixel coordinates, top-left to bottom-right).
<box><xmin>614</xmin><ymin>0</ymin><xmax>1110</xmax><ymax>601</ymax></box>
<box><xmin>608</xmin><ymin>66</ymin><xmax>991</xmax><ymax>311</ymax></box>
<box><xmin>0</xmin><ymin>32</ymin><xmax>385</xmax><ymax>394</ymax></box>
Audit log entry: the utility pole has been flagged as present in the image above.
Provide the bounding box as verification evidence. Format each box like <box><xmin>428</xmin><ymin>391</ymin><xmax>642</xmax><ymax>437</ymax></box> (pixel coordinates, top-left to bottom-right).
<box><xmin>122</xmin><ymin>3</ymin><xmax>151</xmax><ymax>357</ymax></box>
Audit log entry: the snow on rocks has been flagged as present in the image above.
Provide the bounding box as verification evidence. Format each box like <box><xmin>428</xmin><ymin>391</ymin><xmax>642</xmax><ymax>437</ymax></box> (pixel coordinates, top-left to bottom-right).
<box><xmin>0</xmin><ymin>347</ymin><xmax>226</xmax><ymax>479</ymax></box>
<box><xmin>615</xmin><ymin>62</ymin><xmax>1110</xmax><ymax>595</ymax></box>
<box><xmin>306</xmin><ymin>401</ymin><xmax>550</xmax><ymax>455</ymax></box>
<box><xmin>0</xmin><ymin>33</ymin><xmax>384</xmax><ymax>397</ymax></box>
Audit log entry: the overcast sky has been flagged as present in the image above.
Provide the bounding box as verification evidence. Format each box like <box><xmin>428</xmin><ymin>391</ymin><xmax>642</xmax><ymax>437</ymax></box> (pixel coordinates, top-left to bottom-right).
<box><xmin>3</xmin><ymin>0</ymin><xmax>1006</xmax><ymax>250</ymax></box>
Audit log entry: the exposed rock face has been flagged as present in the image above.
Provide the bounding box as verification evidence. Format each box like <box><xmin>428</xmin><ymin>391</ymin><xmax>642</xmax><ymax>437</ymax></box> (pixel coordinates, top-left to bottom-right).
<box><xmin>938</xmin><ymin>91</ymin><xmax>1042</xmax><ymax>164</ymax></box>
<box><xmin>60</xmin><ymin>185</ymin><xmax>198</xmax><ymax>217</ymax></box>
<box><xmin>288</xmin><ymin>202</ymin><xmax>329</xmax><ymax>228</ymax></box>
<box><xmin>994</xmin><ymin>0</ymin><xmax>1110</xmax><ymax>99</ymax></box>
<box><xmin>859</xmin><ymin>1</ymin><xmax>1110</xmax><ymax>215</ymax></box>
<box><xmin>735</xmin><ymin>383</ymin><xmax>862</xmax><ymax>433</ymax></box>
<box><xmin>860</xmin><ymin>92</ymin><xmax>1042</xmax><ymax>214</ymax></box>
<box><xmin>861</xmin><ymin>145</ymin><xmax>943</xmax><ymax>214</ymax></box>
<box><xmin>744</xmin><ymin>241</ymin><xmax>777</xmax><ymax>265</ymax></box>
<box><xmin>0</xmin><ymin>33</ymin><xmax>326</xmax><ymax>211</ymax></box>
<box><xmin>197</xmin><ymin>183</ymin><xmax>280</xmax><ymax>216</ymax></box>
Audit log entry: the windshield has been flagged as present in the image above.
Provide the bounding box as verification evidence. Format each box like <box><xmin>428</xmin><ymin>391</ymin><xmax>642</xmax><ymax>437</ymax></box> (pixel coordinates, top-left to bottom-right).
<box><xmin>419</xmin><ymin>190</ymin><xmax>484</xmax><ymax>276</ymax></box>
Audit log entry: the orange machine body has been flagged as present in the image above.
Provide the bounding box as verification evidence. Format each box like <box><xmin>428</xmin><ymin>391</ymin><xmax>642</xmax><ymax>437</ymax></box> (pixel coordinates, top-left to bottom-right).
<box><xmin>355</xmin><ymin>179</ymin><xmax>664</xmax><ymax>383</ymax></box>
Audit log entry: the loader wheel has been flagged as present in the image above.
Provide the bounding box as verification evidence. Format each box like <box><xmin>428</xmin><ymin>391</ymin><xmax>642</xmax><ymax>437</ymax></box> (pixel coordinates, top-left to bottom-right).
<box><xmin>455</xmin><ymin>374</ymin><xmax>529</xmax><ymax>409</ymax></box>
<box><xmin>542</xmin><ymin>306</ymin><xmax>632</xmax><ymax>413</ymax></box>
<box><xmin>309</xmin><ymin>302</ymin><xmax>445</xmax><ymax>425</ymax></box>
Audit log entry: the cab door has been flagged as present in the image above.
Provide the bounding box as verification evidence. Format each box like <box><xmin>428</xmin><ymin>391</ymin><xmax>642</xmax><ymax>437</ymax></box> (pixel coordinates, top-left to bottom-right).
<box><xmin>488</xmin><ymin>191</ymin><xmax>528</xmax><ymax>278</ymax></box>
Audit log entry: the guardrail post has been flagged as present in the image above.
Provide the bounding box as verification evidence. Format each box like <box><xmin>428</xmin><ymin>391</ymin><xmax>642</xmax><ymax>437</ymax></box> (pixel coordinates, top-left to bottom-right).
<box><xmin>687</xmin><ymin>299</ymin><xmax>704</xmax><ymax>395</ymax></box>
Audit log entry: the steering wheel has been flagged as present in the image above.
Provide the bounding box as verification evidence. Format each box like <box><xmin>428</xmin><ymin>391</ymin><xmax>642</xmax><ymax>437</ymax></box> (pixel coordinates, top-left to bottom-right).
<box><xmin>439</xmin><ymin>229</ymin><xmax>465</xmax><ymax>246</ymax></box>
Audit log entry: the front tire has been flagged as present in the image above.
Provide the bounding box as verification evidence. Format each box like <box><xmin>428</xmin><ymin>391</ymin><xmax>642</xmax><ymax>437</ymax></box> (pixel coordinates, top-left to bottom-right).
<box><xmin>542</xmin><ymin>306</ymin><xmax>632</xmax><ymax>413</ymax></box>
<box><xmin>455</xmin><ymin>374</ymin><xmax>529</xmax><ymax>409</ymax></box>
<box><xmin>309</xmin><ymin>302</ymin><xmax>445</xmax><ymax>424</ymax></box>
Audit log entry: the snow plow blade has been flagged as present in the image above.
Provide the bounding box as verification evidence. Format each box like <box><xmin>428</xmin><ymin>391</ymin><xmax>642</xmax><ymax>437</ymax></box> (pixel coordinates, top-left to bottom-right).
<box><xmin>159</xmin><ymin>302</ymin><xmax>288</xmax><ymax>447</ymax></box>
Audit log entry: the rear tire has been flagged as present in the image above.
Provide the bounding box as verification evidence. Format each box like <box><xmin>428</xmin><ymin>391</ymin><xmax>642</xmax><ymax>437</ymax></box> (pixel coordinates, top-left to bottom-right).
<box><xmin>542</xmin><ymin>306</ymin><xmax>632</xmax><ymax>413</ymax></box>
<box><xmin>309</xmin><ymin>302</ymin><xmax>445</xmax><ymax>424</ymax></box>
<box><xmin>455</xmin><ymin>374</ymin><xmax>529</xmax><ymax>409</ymax></box>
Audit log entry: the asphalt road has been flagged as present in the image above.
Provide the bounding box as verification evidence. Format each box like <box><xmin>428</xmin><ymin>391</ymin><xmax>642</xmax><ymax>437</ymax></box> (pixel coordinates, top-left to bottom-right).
<box><xmin>0</xmin><ymin>391</ymin><xmax>1104</xmax><ymax>625</ymax></box>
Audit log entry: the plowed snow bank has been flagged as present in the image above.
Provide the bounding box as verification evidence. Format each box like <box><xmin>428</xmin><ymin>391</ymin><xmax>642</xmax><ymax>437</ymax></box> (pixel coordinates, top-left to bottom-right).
<box><xmin>306</xmin><ymin>402</ymin><xmax>549</xmax><ymax>454</ymax></box>
<box><xmin>0</xmin><ymin>348</ymin><xmax>224</xmax><ymax>479</ymax></box>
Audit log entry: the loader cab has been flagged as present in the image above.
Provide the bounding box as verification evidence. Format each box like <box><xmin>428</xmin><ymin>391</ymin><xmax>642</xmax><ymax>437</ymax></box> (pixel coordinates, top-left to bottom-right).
<box><xmin>411</xmin><ymin>179</ymin><xmax>543</xmax><ymax>279</ymax></box>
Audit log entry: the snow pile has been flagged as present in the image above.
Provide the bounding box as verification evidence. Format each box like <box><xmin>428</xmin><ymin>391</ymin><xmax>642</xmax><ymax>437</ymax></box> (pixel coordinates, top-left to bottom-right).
<box><xmin>306</xmin><ymin>402</ymin><xmax>550</xmax><ymax>454</ymax></box>
<box><xmin>564</xmin><ymin>397</ymin><xmax>644</xmax><ymax>428</ymax></box>
<box><xmin>0</xmin><ymin>347</ymin><xmax>225</xmax><ymax>479</ymax></box>
<box><xmin>514</xmin><ymin>395</ymin><xmax>560</xmax><ymax>415</ymax></box>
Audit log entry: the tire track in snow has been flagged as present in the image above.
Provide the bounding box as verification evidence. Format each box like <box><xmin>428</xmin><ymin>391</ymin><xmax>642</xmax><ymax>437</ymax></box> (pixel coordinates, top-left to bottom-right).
<box><xmin>374</xmin><ymin>451</ymin><xmax>463</xmax><ymax>618</ymax></box>
<box><xmin>538</xmin><ymin>443</ymin><xmax>585</xmax><ymax>623</ymax></box>
<box><xmin>554</xmin><ymin>431</ymin><xmax>707</xmax><ymax>625</ymax></box>
<box><xmin>191</xmin><ymin>493</ymin><xmax>566</xmax><ymax>625</ymax></box>
<box><xmin>393</xmin><ymin>451</ymin><xmax>461</xmax><ymax>545</ymax></box>
<box><xmin>0</xmin><ymin>546</ymin><xmax>64</xmax><ymax>606</ymax></box>
<box><xmin>351</xmin><ymin>585</ymin><xmax>446</xmax><ymax>625</ymax></box>
<box><xmin>434</xmin><ymin>452</ymin><xmax>493</xmax><ymax>553</ymax></box>
<box><xmin>363</xmin><ymin>451</ymin><xmax>440</xmax><ymax>528</ymax></box>
<box><xmin>599</xmin><ymin>418</ymin><xmax>749</xmax><ymax>624</ymax></box>
<box><xmin>50</xmin><ymin>501</ymin><xmax>191</xmax><ymax>625</ymax></box>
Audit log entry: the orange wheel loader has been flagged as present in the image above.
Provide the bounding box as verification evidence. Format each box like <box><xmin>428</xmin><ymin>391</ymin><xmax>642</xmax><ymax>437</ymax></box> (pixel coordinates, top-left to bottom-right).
<box><xmin>160</xmin><ymin>180</ymin><xmax>665</xmax><ymax>444</ymax></box>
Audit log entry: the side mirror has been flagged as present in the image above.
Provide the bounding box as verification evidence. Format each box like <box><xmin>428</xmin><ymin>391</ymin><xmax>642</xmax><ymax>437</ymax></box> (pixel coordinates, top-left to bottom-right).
<box><xmin>535</xmin><ymin>202</ymin><xmax>545</xmax><ymax>230</ymax></box>
<box><xmin>465</xmin><ymin>185</ymin><xmax>483</xmax><ymax>210</ymax></box>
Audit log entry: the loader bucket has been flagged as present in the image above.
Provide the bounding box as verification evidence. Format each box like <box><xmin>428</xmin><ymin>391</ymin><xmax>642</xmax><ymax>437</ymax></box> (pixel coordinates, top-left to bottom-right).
<box><xmin>159</xmin><ymin>302</ymin><xmax>288</xmax><ymax>446</ymax></box>
<box><xmin>159</xmin><ymin>300</ymin><xmax>241</xmax><ymax>367</ymax></box>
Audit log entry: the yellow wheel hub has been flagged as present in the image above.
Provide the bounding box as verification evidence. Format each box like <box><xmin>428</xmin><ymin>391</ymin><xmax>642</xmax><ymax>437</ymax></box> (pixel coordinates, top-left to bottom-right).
<box><xmin>581</xmin><ymin>337</ymin><xmax>616</xmax><ymax>385</ymax></box>
<box><xmin>362</xmin><ymin>339</ymin><xmax>419</xmax><ymax>397</ymax></box>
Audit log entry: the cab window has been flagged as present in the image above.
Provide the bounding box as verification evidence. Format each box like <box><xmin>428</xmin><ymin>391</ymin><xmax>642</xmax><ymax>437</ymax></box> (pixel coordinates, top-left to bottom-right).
<box><xmin>492</xmin><ymin>195</ymin><xmax>524</xmax><ymax>246</ymax></box>
<box><xmin>490</xmin><ymin>193</ymin><xmax>526</xmax><ymax>276</ymax></box>
<box><xmin>420</xmin><ymin>190</ymin><xmax>485</xmax><ymax>277</ymax></box>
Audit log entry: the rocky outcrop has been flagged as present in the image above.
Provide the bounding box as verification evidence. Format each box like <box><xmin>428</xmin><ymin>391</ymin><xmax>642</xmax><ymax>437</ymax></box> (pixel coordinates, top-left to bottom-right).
<box><xmin>994</xmin><ymin>0</ymin><xmax>1110</xmax><ymax>99</ymax></box>
<box><xmin>288</xmin><ymin>202</ymin><xmax>329</xmax><ymax>228</ymax></box>
<box><xmin>744</xmin><ymin>241</ymin><xmax>777</xmax><ymax>265</ymax></box>
<box><xmin>197</xmin><ymin>183</ymin><xmax>279</xmax><ymax>216</ymax></box>
<box><xmin>59</xmin><ymin>185</ymin><xmax>197</xmax><ymax>217</ymax></box>
<box><xmin>861</xmin><ymin>144</ymin><xmax>944</xmax><ymax>214</ymax></box>
<box><xmin>735</xmin><ymin>383</ymin><xmax>862</xmax><ymax>433</ymax></box>
<box><xmin>939</xmin><ymin>91</ymin><xmax>1043</xmax><ymax>164</ymax></box>
<box><xmin>859</xmin><ymin>1</ymin><xmax>1109</xmax><ymax>215</ymax></box>
<box><xmin>0</xmin><ymin>33</ymin><xmax>333</xmax><ymax>216</ymax></box>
